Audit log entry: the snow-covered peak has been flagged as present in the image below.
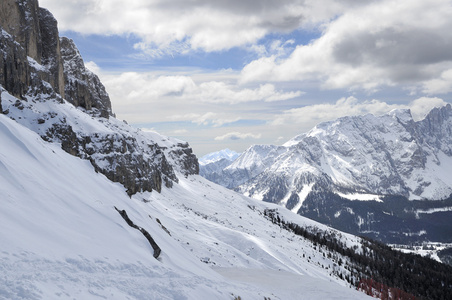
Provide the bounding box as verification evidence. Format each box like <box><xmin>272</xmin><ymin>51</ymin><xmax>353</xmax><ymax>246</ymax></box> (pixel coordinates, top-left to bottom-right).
<box><xmin>215</xmin><ymin>105</ymin><xmax>452</xmax><ymax>211</ymax></box>
<box><xmin>386</xmin><ymin>108</ymin><xmax>415</xmax><ymax>126</ymax></box>
<box><xmin>227</xmin><ymin>144</ymin><xmax>285</xmax><ymax>170</ymax></box>
<box><xmin>199</xmin><ymin>148</ymin><xmax>241</xmax><ymax>165</ymax></box>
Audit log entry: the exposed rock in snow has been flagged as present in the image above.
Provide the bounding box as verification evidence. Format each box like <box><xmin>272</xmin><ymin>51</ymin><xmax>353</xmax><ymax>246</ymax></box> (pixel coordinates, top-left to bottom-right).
<box><xmin>0</xmin><ymin>0</ymin><xmax>198</xmax><ymax>194</ymax></box>
<box><xmin>60</xmin><ymin>37</ymin><xmax>112</xmax><ymax>118</ymax></box>
<box><xmin>0</xmin><ymin>112</ymin><xmax>372</xmax><ymax>299</ymax></box>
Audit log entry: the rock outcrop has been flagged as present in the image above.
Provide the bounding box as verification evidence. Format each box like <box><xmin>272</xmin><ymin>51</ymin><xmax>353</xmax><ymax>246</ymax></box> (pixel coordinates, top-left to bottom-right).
<box><xmin>0</xmin><ymin>0</ymin><xmax>65</xmax><ymax>98</ymax></box>
<box><xmin>38</xmin><ymin>7</ymin><xmax>64</xmax><ymax>98</ymax></box>
<box><xmin>166</xmin><ymin>141</ymin><xmax>200</xmax><ymax>176</ymax></box>
<box><xmin>60</xmin><ymin>37</ymin><xmax>112</xmax><ymax>118</ymax></box>
<box><xmin>0</xmin><ymin>0</ymin><xmax>199</xmax><ymax>195</ymax></box>
<box><xmin>0</xmin><ymin>0</ymin><xmax>42</xmax><ymax>63</ymax></box>
<box><xmin>114</xmin><ymin>207</ymin><xmax>162</xmax><ymax>259</ymax></box>
<box><xmin>0</xmin><ymin>28</ymin><xmax>31</xmax><ymax>98</ymax></box>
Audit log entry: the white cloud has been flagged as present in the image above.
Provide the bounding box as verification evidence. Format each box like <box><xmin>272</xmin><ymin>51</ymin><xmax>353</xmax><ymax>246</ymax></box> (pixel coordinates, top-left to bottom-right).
<box><xmin>271</xmin><ymin>97</ymin><xmax>399</xmax><ymax>126</ymax></box>
<box><xmin>40</xmin><ymin>0</ymin><xmax>452</xmax><ymax>94</ymax></box>
<box><xmin>84</xmin><ymin>61</ymin><xmax>101</xmax><ymax>74</ymax></box>
<box><xmin>409</xmin><ymin>97</ymin><xmax>448</xmax><ymax>121</ymax></box>
<box><xmin>270</xmin><ymin>96</ymin><xmax>449</xmax><ymax>129</ymax></box>
<box><xmin>169</xmin><ymin>112</ymin><xmax>240</xmax><ymax>127</ymax></box>
<box><xmin>214</xmin><ymin>132</ymin><xmax>262</xmax><ymax>141</ymax></box>
<box><xmin>40</xmin><ymin>0</ymin><xmax>332</xmax><ymax>54</ymax></box>
<box><xmin>196</xmin><ymin>82</ymin><xmax>303</xmax><ymax>104</ymax></box>
<box><xmin>100</xmin><ymin>71</ymin><xmax>302</xmax><ymax>108</ymax></box>
<box><xmin>241</xmin><ymin>0</ymin><xmax>452</xmax><ymax>92</ymax></box>
<box><xmin>422</xmin><ymin>69</ymin><xmax>452</xmax><ymax>95</ymax></box>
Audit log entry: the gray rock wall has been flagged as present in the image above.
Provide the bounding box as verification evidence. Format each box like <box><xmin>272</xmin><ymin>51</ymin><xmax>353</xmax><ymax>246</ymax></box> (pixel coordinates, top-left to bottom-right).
<box><xmin>0</xmin><ymin>0</ymin><xmax>42</xmax><ymax>63</ymax></box>
<box><xmin>60</xmin><ymin>37</ymin><xmax>112</xmax><ymax>118</ymax></box>
<box><xmin>0</xmin><ymin>29</ymin><xmax>30</xmax><ymax>98</ymax></box>
<box><xmin>39</xmin><ymin>7</ymin><xmax>64</xmax><ymax>98</ymax></box>
<box><xmin>0</xmin><ymin>0</ymin><xmax>64</xmax><ymax>99</ymax></box>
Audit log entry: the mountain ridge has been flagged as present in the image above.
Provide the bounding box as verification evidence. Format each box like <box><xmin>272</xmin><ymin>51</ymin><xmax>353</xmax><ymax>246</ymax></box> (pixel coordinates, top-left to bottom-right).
<box><xmin>204</xmin><ymin>105</ymin><xmax>452</xmax><ymax>202</ymax></box>
<box><xmin>200</xmin><ymin>106</ymin><xmax>452</xmax><ymax>243</ymax></box>
<box><xmin>0</xmin><ymin>0</ymin><xmax>198</xmax><ymax>195</ymax></box>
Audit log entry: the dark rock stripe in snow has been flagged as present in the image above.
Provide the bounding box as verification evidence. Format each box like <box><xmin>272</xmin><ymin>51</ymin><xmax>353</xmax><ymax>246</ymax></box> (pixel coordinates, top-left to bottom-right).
<box><xmin>115</xmin><ymin>207</ymin><xmax>161</xmax><ymax>259</ymax></box>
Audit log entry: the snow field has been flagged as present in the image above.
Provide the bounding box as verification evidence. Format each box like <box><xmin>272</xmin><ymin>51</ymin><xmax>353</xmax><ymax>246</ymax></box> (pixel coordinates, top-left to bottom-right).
<box><xmin>0</xmin><ymin>113</ymin><xmax>369</xmax><ymax>299</ymax></box>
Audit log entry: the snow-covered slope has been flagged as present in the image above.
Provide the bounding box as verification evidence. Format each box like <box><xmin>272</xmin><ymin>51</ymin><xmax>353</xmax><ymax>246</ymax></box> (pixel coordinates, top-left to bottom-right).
<box><xmin>0</xmin><ymin>113</ymin><xmax>370</xmax><ymax>299</ymax></box>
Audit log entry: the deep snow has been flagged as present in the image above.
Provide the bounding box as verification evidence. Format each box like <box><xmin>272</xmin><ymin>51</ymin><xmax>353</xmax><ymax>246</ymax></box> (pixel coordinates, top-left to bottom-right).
<box><xmin>0</xmin><ymin>113</ymin><xmax>370</xmax><ymax>299</ymax></box>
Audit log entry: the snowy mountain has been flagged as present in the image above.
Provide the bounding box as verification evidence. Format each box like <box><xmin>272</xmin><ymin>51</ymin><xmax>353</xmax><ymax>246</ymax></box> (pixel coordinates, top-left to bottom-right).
<box><xmin>199</xmin><ymin>148</ymin><xmax>241</xmax><ymax>165</ymax></box>
<box><xmin>199</xmin><ymin>148</ymin><xmax>242</xmax><ymax>188</ymax></box>
<box><xmin>1</xmin><ymin>1</ymin><xmax>452</xmax><ymax>299</ymax></box>
<box><xmin>2</xmin><ymin>112</ymin><xmax>450</xmax><ymax>299</ymax></box>
<box><xmin>200</xmin><ymin>145</ymin><xmax>286</xmax><ymax>189</ymax></box>
<box><xmin>235</xmin><ymin>107</ymin><xmax>452</xmax><ymax>202</ymax></box>
<box><xmin>0</xmin><ymin>0</ymin><xmax>198</xmax><ymax>196</ymax></box>
<box><xmin>0</xmin><ymin>112</ymin><xmax>374</xmax><ymax>299</ymax></box>
<box><xmin>204</xmin><ymin>106</ymin><xmax>452</xmax><ymax>243</ymax></box>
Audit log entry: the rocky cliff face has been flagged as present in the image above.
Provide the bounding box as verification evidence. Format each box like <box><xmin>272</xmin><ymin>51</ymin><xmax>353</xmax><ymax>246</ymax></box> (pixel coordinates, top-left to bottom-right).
<box><xmin>1</xmin><ymin>27</ymin><xmax>31</xmax><ymax>99</ymax></box>
<box><xmin>0</xmin><ymin>0</ymin><xmax>65</xmax><ymax>98</ymax></box>
<box><xmin>60</xmin><ymin>37</ymin><xmax>112</xmax><ymax>118</ymax></box>
<box><xmin>0</xmin><ymin>0</ymin><xmax>199</xmax><ymax>194</ymax></box>
<box><xmin>39</xmin><ymin>7</ymin><xmax>64</xmax><ymax>98</ymax></box>
<box><xmin>417</xmin><ymin>104</ymin><xmax>452</xmax><ymax>156</ymax></box>
<box><xmin>0</xmin><ymin>0</ymin><xmax>41</xmax><ymax>63</ymax></box>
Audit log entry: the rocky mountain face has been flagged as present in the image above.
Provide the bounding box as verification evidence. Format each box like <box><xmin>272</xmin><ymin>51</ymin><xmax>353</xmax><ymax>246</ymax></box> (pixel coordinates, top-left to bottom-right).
<box><xmin>217</xmin><ymin>107</ymin><xmax>452</xmax><ymax>203</ymax></box>
<box><xmin>201</xmin><ymin>106</ymin><xmax>452</xmax><ymax>243</ymax></box>
<box><xmin>60</xmin><ymin>37</ymin><xmax>112</xmax><ymax>118</ymax></box>
<box><xmin>0</xmin><ymin>0</ymin><xmax>64</xmax><ymax>98</ymax></box>
<box><xmin>0</xmin><ymin>0</ymin><xmax>198</xmax><ymax>195</ymax></box>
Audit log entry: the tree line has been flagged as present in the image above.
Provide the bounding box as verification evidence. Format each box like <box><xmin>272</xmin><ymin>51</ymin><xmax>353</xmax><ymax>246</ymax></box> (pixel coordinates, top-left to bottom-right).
<box><xmin>264</xmin><ymin>208</ymin><xmax>452</xmax><ymax>300</ymax></box>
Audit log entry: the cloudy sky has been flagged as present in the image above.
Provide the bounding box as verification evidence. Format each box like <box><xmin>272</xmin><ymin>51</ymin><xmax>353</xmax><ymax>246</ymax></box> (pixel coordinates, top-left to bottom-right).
<box><xmin>40</xmin><ymin>0</ymin><xmax>452</xmax><ymax>156</ymax></box>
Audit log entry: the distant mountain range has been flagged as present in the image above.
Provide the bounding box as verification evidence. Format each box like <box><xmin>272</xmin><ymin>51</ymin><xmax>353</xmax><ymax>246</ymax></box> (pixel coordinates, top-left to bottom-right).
<box><xmin>201</xmin><ymin>106</ymin><xmax>452</xmax><ymax>243</ymax></box>
<box><xmin>199</xmin><ymin>148</ymin><xmax>241</xmax><ymax>187</ymax></box>
<box><xmin>199</xmin><ymin>148</ymin><xmax>241</xmax><ymax>165</ymax></box>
